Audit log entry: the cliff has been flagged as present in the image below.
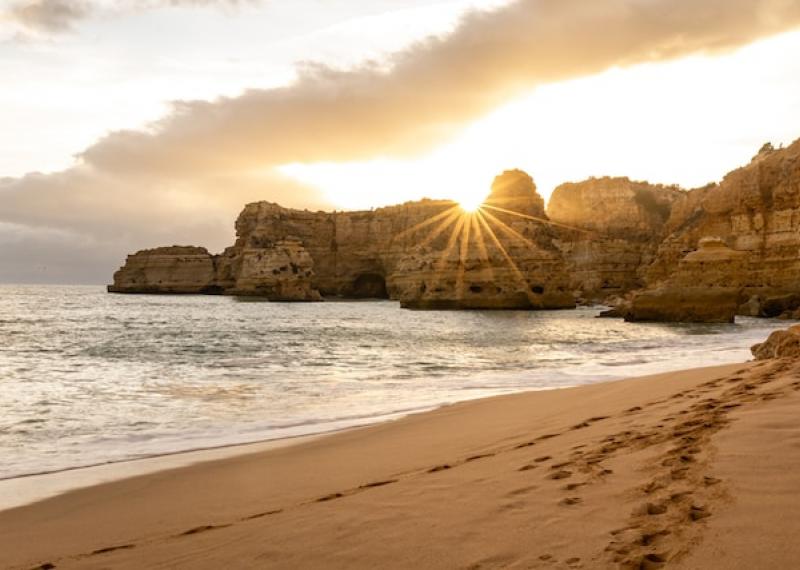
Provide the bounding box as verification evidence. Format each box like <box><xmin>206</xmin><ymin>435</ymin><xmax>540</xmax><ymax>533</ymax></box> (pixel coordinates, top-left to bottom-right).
<box><xmin>624</xmin><ymin>140</ymin><xmax>800</xmax><ymax>321</ymax></box>
<box><xmin>647</xmin><ymin>140</ymin><xmax>800</xmax><ymax>291</ymax></box>
<box><xmin>392</xmin><ymin>171</ymin><xmax>573</xmax><ymax>309</ymax></box>
<box><xmin>547</xmin><ymin>177</ymin><xmax>684</xmax><ymax>299</ymax></box>
<box><xmin>108</xmin><ymin>246</ymin><xmax>219</xmax><ymax>294</ymax></box>
<box><xmin>110</xmin><ymin>170</ymin><xmax>574</xmax><ymax>309</ymax></box>
<box><xmin>109</xmin><ymin>138</ymin><xmax>800</xmax><ymax>317</ymax></box>
<box><xmin>625</xmin><ymin>237</ymin><xmax>745</xmax><ymax>323</ymax></box>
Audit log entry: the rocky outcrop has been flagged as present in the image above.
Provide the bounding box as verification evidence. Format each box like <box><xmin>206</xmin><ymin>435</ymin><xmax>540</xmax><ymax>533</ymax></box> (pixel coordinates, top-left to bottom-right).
<box><xmin>547</xmin><ymin>177</ymin><xmax>683</xmax><ymax>300</ymax></box>
<box><xmin>617</xmin><ymin>139</ymin><xmax>800</xmax><ymax>321</ymax></box>
<box><xmin>752</xmin><ymin>325</ymin><xmax>800</xmax><ymax>360</ymax></box>
<box><xmin>647</xmin><ymin>140</ymin><xmax>800</xmax><ymax>293</ymax></box>
<box><xmin>108</xmin><ymin>246</ymin><xmax>219</xmax><ymax>294</ymax></box>
<box><xmin>624</xmin><ymin>237</ymin><xmax>746</xmax><ymax>323</ymax></box>
<box><xmin>626</xmin><ymin>288</ymin><xmax>739</xmax><ymax>323</ymax></box>
<box><xmin>110</xmin><ymin>138</ymin><xmax>800</xmax><ymax>316</ymax></box>
<box><xmin>110</xmin><ymin>170</ymin><xmax>575</xmax><ymax>309</ymax></box>
<box><xmin>228</xmin><ymin>238</ymin><xmax>321</xmax><ymax>300</ymax></box>
<box><xmin>392</xmin><ymin>171</ymin><xmax>573</xmax><ymax>309</ymax></box>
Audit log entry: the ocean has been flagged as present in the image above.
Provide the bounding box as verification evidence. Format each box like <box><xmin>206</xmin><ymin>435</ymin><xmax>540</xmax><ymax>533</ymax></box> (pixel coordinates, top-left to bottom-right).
<box><xmin>0</xmin><ymin>284</ymin><xmax>787</xmax><ymax>481</ymax></box>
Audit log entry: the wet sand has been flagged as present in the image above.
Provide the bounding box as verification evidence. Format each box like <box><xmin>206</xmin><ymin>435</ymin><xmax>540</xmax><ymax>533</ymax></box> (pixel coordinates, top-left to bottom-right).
<box><xmin>3</xmin><ymin>359</ymin><xmax>800</xmax><ymax>569</ymax></box>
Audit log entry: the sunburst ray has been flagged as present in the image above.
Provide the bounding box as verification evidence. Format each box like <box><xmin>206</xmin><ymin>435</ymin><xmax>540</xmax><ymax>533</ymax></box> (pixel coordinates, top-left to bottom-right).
<box><xmin>456</xmin><ymin>212</ymin><xmax>473</xmax><ymax>300</ymax></box>
<box><xmin>476</xmin><ymin>210</ymin><xmax>537</xmax><ymax>304</ymax></box>
<box><xmin>481</xmin><ymin>204</ymin><xmax>594</xmax><ymax>235</ymax></box>
<box><xmin>393</xmin><ymin>204</ymin><xmax>462</xmax><ymax>242</ymax></box>
<box><xmin>479</xmin><ymin>208</ymin><xmax>537</xmax><ymax>249</ymax></box>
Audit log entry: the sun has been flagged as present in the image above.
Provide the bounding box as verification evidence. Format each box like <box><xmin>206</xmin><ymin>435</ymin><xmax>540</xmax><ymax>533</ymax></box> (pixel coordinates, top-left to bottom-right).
<box><xmin>458</xmin><ymin>193</ymin><xmax>486</xmax><ymax>213</ymax></box>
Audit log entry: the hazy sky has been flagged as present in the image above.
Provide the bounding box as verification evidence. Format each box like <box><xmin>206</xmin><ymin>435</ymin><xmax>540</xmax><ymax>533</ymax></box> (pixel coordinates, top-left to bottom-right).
<box><xmin>2</xmin><ymin>0</ymin><xmax>800</xmax><ymax>283</ymax></box>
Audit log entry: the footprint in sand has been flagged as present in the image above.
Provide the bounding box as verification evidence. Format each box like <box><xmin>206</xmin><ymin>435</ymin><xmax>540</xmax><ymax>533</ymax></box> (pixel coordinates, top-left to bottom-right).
<box><xmin>359</xmin><ymin>479</ymin><xmax>397</xmax><ymax>489</ymax></box>
<box><xmin>689</xmin><ymin>505</ymin><xmax>711</xmax><ymax>521</ymax></box>
<box><xmin>645</xmin><ymin>502</ymin><xmax>668</xmax><ymax>516</ymax></box>
<box><xmin>316</xmin><ymin>492</ymin><xmax>345</xmax><ymax>502</ymax></box>
<box><xmin>179</xmin><ymin>524</ymin><xmax>232</xmax><ymax>536</ymax></box>
<box><xmin>466</xmin><ymin>453</ymin><xmax>495</xmax><ymax>462</ymax></box>
<box><xmin>640</xmin><ymin>530</ymin><xmax>671</xmax><ymax>546</ymax></box>
<box><xmin>560</xmin><ymin>497</ymin><xmax>582</xmax><ymax>506</ymax></box>
<box><xmin>91</xmin><ymin>544</ymin><xmax>136</xmax><ymax>555</ymax></box>
<box><xmin>637</xmin><ymin>553</ymin><xmax>667</xmax><ymax>569</ymax></box>
<box><xmin>243</xmin><ymin>509</ymin><xmax>282</xmax><ymax>520</ymax></box>
<box><xmin>549</xmin><ymin>470</ymin><xmax>573</xmax><ymax>480</ymax></box>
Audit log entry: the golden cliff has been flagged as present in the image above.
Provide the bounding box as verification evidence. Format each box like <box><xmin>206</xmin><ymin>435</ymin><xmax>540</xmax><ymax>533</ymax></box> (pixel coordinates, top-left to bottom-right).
<box><xmin>547</xmin><ymin>177</ymin><xmax>682</xmax><ymax>300</ymax></box>
<box><xmin>110</xmin><ymin>138</ymin><xmax>800</xmax><ymax>319</ymax></box>
<box><xmin>624</xmin><ymin>139</ymin><xmax>800</xmax><ymax>321</ymax></box>
<box><xmin>111</xmin><ymin>171</ymin><xmax>576</xmax><ymax>309</ymax></box>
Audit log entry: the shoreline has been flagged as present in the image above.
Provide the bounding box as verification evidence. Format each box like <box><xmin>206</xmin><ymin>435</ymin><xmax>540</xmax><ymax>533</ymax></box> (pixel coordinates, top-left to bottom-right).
<box><xmin>0</xmin><ymin>349</ymin><xmax>759</xmax><ymax>512</ymax></box>
<box><xmin>6</xmin><ymin>359</ymin><xmax>800</xmax><ymax>568</ymax></box>
<box><xmin>1</xmin><ymin>320</ymin><xmax>781</xmax><ymax>506</ymax></box>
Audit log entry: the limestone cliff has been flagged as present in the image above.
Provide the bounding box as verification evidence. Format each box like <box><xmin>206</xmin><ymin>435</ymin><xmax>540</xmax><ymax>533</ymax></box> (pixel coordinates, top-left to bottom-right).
<box><xmin>620</xmin><ymin>139</ymin><xmax>800</xmax><ymax>321</ymax></box>
<box><xmin>547</xmin><ymin>177</ymin><xmax>683</xmax><ymax>299</ymax></box>
<box><xmin>109</xmin><ymin>139</ymin><xmax>800</xmax><ymax>317</ymax></box>
<box><xmin>110</xmin><ymin>170</ymin><xmax>574</xmax><ymax>309</ymax></box>
<box><xmin>392</xmin><ymin>171</ymin><xmax>573</xmax><ymax>309</ymax></box>
<box><xmin>108</xmin><ymin>246</ymin><xmax>219</xmax><ymax>294</ymax></box>
<box><xmin>625</xmin><ymin>238</ymin><xmax>746</xmax><ymax>323</ymax></box>
<box><xmin>647</xmin><ymin>140</ymin><xmax>800</xmax><ymax>292</ymax></box>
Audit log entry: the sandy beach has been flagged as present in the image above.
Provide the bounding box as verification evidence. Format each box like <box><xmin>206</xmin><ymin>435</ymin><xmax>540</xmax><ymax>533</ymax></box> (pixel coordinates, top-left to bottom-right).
<box><xmin>3</xmin><ymin>358</ymin><xmax>800</xmax><ymax>569</ymax></box>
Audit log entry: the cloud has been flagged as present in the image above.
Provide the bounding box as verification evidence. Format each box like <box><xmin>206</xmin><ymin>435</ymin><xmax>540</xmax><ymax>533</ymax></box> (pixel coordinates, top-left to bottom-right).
<box><xmin>4</xmin><ymin>0</ymin><xmax>258</xmax><ymax>34</ymax></box>
<box><xmin>3</xmin><ymin>0</ymin><xmax>800</xmax><ymax>283</ymax></box>
<box><xmin>80</xmin><ymin>0</ymin><xmax>800</xmax><ymax>173</ymax></box>
<box><xmin>7</xmin><ymin>0</ymin><xmax>91</xmax><ymax>32</ymax></box>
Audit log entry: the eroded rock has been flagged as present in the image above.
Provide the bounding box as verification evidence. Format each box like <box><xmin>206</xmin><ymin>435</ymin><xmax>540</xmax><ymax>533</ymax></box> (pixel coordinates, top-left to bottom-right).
<box><xmin>752</xmin><ymin>325</ymin><xmax>800</xmax><ymax>359</ymax></box>
<box><xmin>548</xmin><ymin>177</ymin><xmax>683</xmax><ymax>301</ymax></box>
<box><xmin>108</xmin><ymin>246</ymin><xmax>218</xmax><ymax>294</ymax></box>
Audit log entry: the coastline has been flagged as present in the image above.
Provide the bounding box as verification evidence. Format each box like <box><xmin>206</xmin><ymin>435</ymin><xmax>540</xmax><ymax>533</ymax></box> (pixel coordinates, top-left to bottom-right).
<box><xmin>0</xmin><ymin>328</ymin><xmax>772</xmax><ymax>512</ymax></box>
<box><xmin>4</xmin><ymin>358</ymin><xmax>800</xmax><ymax>569</ymax></box>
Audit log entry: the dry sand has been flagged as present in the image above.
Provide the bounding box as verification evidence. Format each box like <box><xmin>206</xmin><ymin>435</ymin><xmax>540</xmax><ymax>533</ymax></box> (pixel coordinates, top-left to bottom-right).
<box><xmin>2</xmin><ymin>358</ymin><xmax>800</xmax><ymax>569</ymax></box>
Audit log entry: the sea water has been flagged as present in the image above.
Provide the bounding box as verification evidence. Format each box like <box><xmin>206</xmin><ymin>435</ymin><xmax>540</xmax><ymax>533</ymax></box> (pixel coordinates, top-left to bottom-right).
<box><xmin>0</xmin><ymin>284</ymin><xmax>787</xmax><ymax>481</ymax></box>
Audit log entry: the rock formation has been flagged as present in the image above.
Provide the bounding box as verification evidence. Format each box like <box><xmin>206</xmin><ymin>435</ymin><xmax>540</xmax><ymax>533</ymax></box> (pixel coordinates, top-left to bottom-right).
<box><xmin>392</xmin><ymin>171</ymin><xmax>573</xmax><ymax>309</ymax></box>
<box><xmin>622</xmin><ymin>139</ymin><xmax>800</xmax><ymax>321</ymax></box>
<box><xmin>110</xmin><ymin>170</ymin><xmax>575</xmax><ymax>309</ymax></box>
<box><xmin>752</xmin><ymin>325</ymin><xmax>800</xmax><ymax>360</ymax></box>
<box><xmin>108</xmin><ymin>246</ymin><xmax>219</xmax><ymax>294</ymax></box>
<box><xmin>647</xmin><ymin>140</ymin><xmax>800</xmax><ymax>292</ymax></box>
<box><xmin>624</xmin><ymin>237</ymin><xmax>746</xmax><ymax>323</ymax></box>
<box><xmin>547</xmin><ymin>177</ymin><xmax>683</xmax><ymax>300</ymax></box>
<box><xmin>110</xmin><ymin>138</ymin><xmax>800</xmax><ymax>319</ymax></box>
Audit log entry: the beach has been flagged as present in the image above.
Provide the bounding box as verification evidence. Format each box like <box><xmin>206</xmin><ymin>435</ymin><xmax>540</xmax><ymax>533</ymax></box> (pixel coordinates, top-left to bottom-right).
<box><xmin>3</xmin><ymin>358</ymin><xmax>800</xmax><ymax>569</ymax></box>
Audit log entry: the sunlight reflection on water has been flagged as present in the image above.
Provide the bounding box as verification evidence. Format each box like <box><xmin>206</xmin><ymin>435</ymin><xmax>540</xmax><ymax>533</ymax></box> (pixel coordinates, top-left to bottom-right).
<box><xmin>0</xmin><ymin>284</ymin><xmax>788</xmax><ymax>479</ymax></box>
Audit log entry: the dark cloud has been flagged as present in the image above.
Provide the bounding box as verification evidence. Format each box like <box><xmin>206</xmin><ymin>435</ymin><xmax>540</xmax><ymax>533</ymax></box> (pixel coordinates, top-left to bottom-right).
<box><xmin>3</xmin><ymin>0</ymin><xmax>800</xmax><ymax>283</ymax></box>
<box><xmin>5</xmin><ymin>0</ymin><xmax>259</xmax><ymax>34</ymax></box>
<box><xmin>8</xmin><ymin>0</ymin><xmax>91</xmax><ymax>32</ymax></box>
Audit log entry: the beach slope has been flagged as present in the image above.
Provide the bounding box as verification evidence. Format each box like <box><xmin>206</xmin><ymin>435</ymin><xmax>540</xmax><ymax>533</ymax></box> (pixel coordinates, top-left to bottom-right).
<box><xmin>3</xmin><ymin>359</ymin><xmax>800</xmax><ymax>569</ymax></box>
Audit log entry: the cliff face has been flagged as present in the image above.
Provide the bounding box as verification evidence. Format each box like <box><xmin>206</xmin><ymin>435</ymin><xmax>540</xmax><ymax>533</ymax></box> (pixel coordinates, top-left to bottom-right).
<box><xmin>109</xmin><ymin>170</ymin><xmax>574</xmax><ymax>309</ymax></box>
<box><xmin>611</xmin><ymin>140</ymin><xmax>800</xmax><ymax>321</ymax></box>
<box><xmin>109</xmin><ymin>139</ymin><xmax>800</xmax><ymax>316</ymax></box>
<box><xmin>108</xmin><ymin>246</ymin><xmax>219</xmax><ymax>294</ymax></box>
<box><xmin>647</xmin><ymin>140</ymin><xmax>800</xmax><ymax>291</ymax></box>
<box><xmin>625</xmin><ymin>238</ymin><xmax>746</xmax><ymax>323</ymax></box>
<box><xmin>392</xmin><ymin>171</ymin><xmax>573</xmax><ymax>309</ymax></box>
<box><xmin>547</xmin><ymin>177</ymin><xmax>684</xmax><ymax>299</ymax></box>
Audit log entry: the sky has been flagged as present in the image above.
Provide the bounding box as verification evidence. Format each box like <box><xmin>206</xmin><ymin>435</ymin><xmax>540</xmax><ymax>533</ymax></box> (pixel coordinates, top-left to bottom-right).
<box><xmin>1</xmin><ymin>0</ymin><xmax>800</xmax><ymax>284</ymax></box>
